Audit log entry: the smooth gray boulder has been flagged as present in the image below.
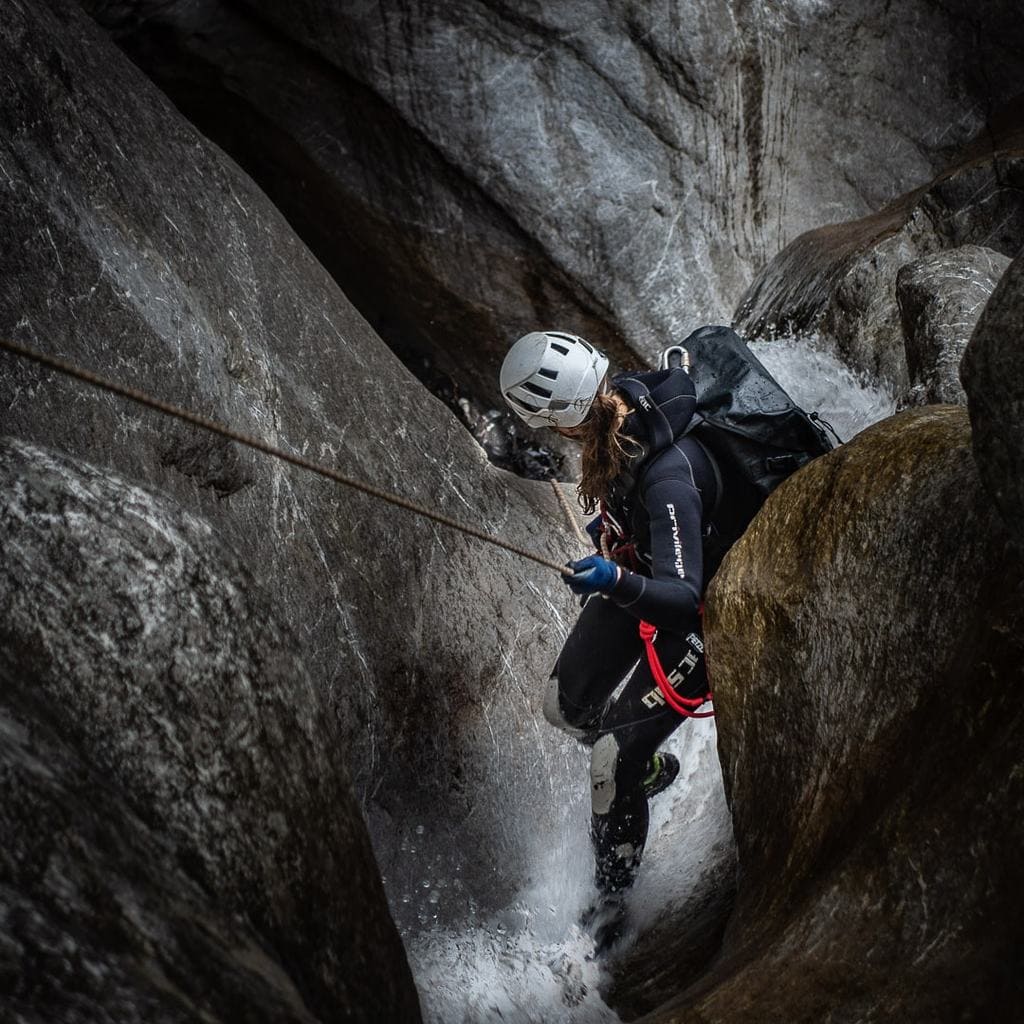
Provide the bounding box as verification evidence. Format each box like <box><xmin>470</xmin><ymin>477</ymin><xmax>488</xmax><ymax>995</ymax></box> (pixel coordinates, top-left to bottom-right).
<box><xmin>651</xmin><ymin>407</ymin><xmax>1024</xmax><ymax>1023</ymax></box>
<box><xmin>81</xmin><ymin>0</ymin><xmax>1024</xmax><ymax>391</ymax></box>
<box><xmin>896</xmin><ymin>245</ymin><xmax>1011</xmax><ymax>408</ymax></box>
<box><xmin>961</xmin><ymin>249</ymin><xmax>1024</xmax><ymax>550</ymax></box>
<box><xmin>0</xmin><ymin>436</ymin><xmax>420</xmax><ymax>1022</ymax></box>
<box><xmin>816</xmin><ymin>206</ymin><xmax>943</xmax><ymax>391</ymax></box>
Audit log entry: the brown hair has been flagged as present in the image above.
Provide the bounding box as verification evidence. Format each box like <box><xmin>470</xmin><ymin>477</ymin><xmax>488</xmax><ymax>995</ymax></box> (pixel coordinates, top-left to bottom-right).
<box><xmin>563</xmin><ymin>390</ymin><xmax>642</xmax><ymax>514</ymax></box>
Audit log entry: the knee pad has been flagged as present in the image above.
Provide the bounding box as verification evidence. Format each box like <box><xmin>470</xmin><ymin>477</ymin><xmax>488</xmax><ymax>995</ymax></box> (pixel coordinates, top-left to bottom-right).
<box><xmin>543</xmin><ymin>672</ymin><xmax>595</xmax><ymax>739</ymax></box>
<box><xmin>590</xmin><ymin>733</ymin><xmax>620</xmax><ymax>816</ymax></box>
<box><xmin>542</xmin><ymin>672</ymin><xmax>566</xmax><ymax>729</ymax></box>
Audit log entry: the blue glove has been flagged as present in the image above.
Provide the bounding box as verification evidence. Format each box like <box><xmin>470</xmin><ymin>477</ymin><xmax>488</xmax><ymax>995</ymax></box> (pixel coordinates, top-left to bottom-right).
<box><xmin>564</xmin><ymin>555</ymin><xmax>620</xmax><ymax>595</ymax></box>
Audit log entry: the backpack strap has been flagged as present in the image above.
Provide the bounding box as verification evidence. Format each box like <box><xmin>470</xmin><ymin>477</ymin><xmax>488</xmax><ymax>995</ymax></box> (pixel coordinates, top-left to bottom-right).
<box><xmin>765</xmin><ymin>452</ymin><xmax>810</xmax><ymax>474</ymax></box>
<box><xmin>688</xmin><ymin>433</ymin><xmax>723</xmax><ymax>523</ymax></box>
<box><xmin>679</xmin><ymin>414</ymin><xmax>724</xmax><ymax>523</ymax></box>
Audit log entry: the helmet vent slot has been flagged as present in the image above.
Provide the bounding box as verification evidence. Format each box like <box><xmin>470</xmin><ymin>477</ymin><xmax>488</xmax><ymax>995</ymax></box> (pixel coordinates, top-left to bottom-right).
<box><xmin>510</xmin><ymin>395</ymin><xmax>541</xmax><ymax>413</ymax></box>
<box><xmin>500</xmin><ymin>331</ymin><xmax>609</xmax><ymax>429</ymax></box>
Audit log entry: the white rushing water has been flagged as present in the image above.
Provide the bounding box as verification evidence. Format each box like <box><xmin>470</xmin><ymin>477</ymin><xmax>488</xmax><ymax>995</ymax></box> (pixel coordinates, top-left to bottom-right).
<box><xmin>748</xmin><ymin>334</ymin><xmax>897</xmax><ymax>444</ymax></box>
<box><xmin>400</xmin><ymin>335</ymin><xmax>896</xmax><ymax>1023</ymax></box>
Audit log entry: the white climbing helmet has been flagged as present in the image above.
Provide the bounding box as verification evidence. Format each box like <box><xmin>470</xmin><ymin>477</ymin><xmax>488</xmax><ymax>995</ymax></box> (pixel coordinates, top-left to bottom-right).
<box><xmin>500</xmin><ymin>331</ymin><xmax>609</xmax><ymax>429</ymax></box>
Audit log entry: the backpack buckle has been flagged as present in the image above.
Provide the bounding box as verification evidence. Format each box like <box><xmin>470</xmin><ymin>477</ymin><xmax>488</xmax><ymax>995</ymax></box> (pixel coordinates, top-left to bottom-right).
<box><xmin>765</xmin><ymin>454</ymin><xmax>806</xmax><ymax>474</ymax></box>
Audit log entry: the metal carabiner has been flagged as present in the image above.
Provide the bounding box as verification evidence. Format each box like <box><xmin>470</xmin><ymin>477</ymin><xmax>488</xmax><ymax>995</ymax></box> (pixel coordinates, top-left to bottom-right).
<box><xmin>659</xmin><ymin>345</ymin><xmax>690</xmax><ymax>373</ymax></box>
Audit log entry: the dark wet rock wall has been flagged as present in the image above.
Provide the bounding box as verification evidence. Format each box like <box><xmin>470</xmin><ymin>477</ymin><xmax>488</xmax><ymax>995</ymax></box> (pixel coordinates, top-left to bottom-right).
<box><xmin>0</xmin><ymin>0</ymin><xmax>611</xmax><ymax>944</ymax></box>
<box><xmin>82</xmin><ymin>0</ymin><xmax>1024</xmax><ymax>396</ymax></box>
<box><xmin>79</xmin><ymin>0</ymin><xmax>631</xmax><ymax>414</ymax></box>
<box><xmin>660</xmin><ymin>406</ymin><xmax>1024</xmax><ymax>1023</ymax></box>
<box><xmin>897</xmin><ymin>245</ymin><xmax>1011</xmax><ymax>408</ymax></box>
<box><xmin>0</xmin><ymin>437</ymin><xmax>420</xmax><ymax>1021</ymax></box>
<box><xmin>961</xmin><ymin>249</ymin><xmax>1024</xmax><ymax>551</ymax></box>
<box><xmin>3</xmin><ymin>0</ymin><xmax>1022</xmax><ymax>1020</ymax></box>
<box><xmin>735</xmin><ymin>132</ymin><xmax>1024</xmax><ymax>389</ymax></box>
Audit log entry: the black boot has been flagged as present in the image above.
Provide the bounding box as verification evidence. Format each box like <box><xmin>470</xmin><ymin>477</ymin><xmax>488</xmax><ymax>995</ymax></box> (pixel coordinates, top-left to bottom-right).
<box><xmin>583</xmin><ymin>826</ymin><xmax>640</xmax><ymax>956</ymax></box>
<box><xmin>641</xmin><ymin>751</ymin><xmax>679</xmax><ymax>798</ymax></box>
<box><xmin>580</xmin><ymin>894</ymin><xmax>627</xmax><ymax>956</ymax></box>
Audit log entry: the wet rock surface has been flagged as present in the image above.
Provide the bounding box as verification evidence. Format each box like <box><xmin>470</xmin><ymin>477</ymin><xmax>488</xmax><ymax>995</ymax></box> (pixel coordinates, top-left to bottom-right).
<box><xmin>0</xmin><ymin>0</ymin><xmax>738</xmax><ymax>1011</ymax></box>
<box><xmin>4</xmin><ymin>1</ymin><xmax>1021</xmax><ymax>1021</ymax></box>
<box><xmin>0</xmin><ymin>437</ymin><xmax>419</xmax><ymax>1021</ymax></box>
<box><xmin>815</xmin><ymin>206</ymin><xmax>942</xmax><ymax>391</ymax></box>
<box><xmin>0</xmin><ymin>0</ymin><xmax>603</xmax><ymax>926</ymax></box>
<box><xmin>735</xmin><ymin>147</ymin><xmax>1024</xmax><ymax>388</ymax></box>
<box><xmin>896</xmin><ymin>245</ymin><xmax>1010</xmax><ymax>408</ymax></box>
<box><xmin>660</xmin><ymin>407</ymin><xmax>1024</xmax><ymax>1023</ymax></box>
<box><xmin>961</xmin><ymin>250</ymin><xmax>1024</xmax><ymax>550</ymax></box>
<box><xmin>606</xmin><ymin>857</ymin><xmax>735</xmax><ymax>1020</ymax></box>
<box><xmin>82</xmin><ymin>0</ymin><xmax>1024</xmax><ymax>383</ymax></box>
<box><xmin>79</xmin><ymin>0</ymin><xmax>629</xmax><ymax>410</ymax></box>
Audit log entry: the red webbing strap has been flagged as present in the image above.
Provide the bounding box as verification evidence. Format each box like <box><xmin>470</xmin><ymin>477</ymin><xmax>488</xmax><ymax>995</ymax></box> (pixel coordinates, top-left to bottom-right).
<box><xmin>639</xmin><ymin>621</ymin><xmax>715</xmax><ymax>719</ymax></box>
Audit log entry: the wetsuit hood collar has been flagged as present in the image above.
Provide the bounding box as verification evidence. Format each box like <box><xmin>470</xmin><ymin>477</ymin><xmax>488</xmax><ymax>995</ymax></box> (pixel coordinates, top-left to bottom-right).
<box><xmin>612</xmin><ymin>368</ymin><xmax>698</xmax><ymax>453</ymax></box>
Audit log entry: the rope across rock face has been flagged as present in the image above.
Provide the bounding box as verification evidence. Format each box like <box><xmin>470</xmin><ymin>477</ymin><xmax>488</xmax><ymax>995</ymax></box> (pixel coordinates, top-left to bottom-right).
<box><xmin>550</xmin><ymin>478</ymin><xmax>589</xmax><ymax>549</ymax></box>
<box><xmin>0</xmin><ymin>337</ymin><xmax>573</xmax><ymax>577</ymax></box>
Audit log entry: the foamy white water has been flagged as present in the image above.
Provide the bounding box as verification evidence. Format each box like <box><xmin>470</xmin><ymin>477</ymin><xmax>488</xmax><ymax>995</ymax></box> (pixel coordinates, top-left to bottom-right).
<box><xmin>405</xmin><ymin>715</ymin><xmax>729</xmax><ymax>1023</ymax></box>
<box><xmin>398</xmin><ymin>335</ymin><xmax>895</xmax><ymax>1023</ymax></box>
<box><xmin>749</xmin><ymin>334</ymin><xmax>896</xmax><ymax>442</ymax></box>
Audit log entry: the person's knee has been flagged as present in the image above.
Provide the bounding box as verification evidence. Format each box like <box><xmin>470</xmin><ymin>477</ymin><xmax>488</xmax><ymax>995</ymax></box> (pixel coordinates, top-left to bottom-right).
<box><xmin>542</xmin><ymin>672</ymin><xmax>567</xmax><ymax>729</ymax></box>
<box><xmin>592</xmin><ymin>731</ymin><xmax>657</xmax><ymax>814</ymax></box>
<box><xmin>543</xmin><ymin>670</ymin><xmax>601</xmax><ymax>737</ymax></box>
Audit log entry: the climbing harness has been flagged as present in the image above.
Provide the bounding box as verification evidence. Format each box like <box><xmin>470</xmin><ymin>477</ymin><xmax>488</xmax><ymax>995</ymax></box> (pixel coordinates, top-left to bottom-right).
<box><xmin>597</xmin><ymin>502</ymin><xmax>640</xmax><ymax>569</ymax></box>
<box><xmin>638</xmin><ymin>621</ymin><xmax>714</xmax><ymax>719</ymax></box>
<box><xmin>0</xmin><ymin>337</ymin><xmax>574</xmax><ymax>577</ymax></box>
<box><xmin>595</xmin><ymin>507</ymin><xmax>714</xmax><ymax>719</ymax></box>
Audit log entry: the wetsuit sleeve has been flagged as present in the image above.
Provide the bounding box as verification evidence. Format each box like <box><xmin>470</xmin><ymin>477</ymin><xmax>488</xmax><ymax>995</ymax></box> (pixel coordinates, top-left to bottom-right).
<box><xmin>608</xmin><ymin>474</ymin><xmax>703</xmax><ymax>632</ymax></box>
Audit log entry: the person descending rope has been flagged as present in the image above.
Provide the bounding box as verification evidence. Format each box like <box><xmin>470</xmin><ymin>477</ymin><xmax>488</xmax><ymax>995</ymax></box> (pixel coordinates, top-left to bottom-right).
<box><xmin>0</xmin><ymin>331</ymin><xmax>830</xmax><ymax>957</ymax></box>
<box><xmin>501</xmin><ymin>327</ymin><xmax>835</xmax><ymax>953</ymax></box>
<box><xmin>500</xmin><ymin>330</ymin><xmax>724</xmax><ymax>952</ymax></box>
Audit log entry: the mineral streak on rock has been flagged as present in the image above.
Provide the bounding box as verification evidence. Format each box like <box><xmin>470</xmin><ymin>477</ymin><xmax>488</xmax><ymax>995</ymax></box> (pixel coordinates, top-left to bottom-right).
<box><xmin>663</xmin><ymin>407</ymin><xmax>1024</xmax><ymax>1023</ymax></box>
<box><xmin>0</xmin><ymin>436</ymin><xmax>421</xmax><ymax>1021</ymax></box>
<box><xmin>897</xmin><ymin>244</ymin><xmax>1011</xmax><ymax>409</ymax></box>
<box><xmin>82</xmin><ymin>0</ymin><xmax>1024</xmax><ymax>387</ymax></box>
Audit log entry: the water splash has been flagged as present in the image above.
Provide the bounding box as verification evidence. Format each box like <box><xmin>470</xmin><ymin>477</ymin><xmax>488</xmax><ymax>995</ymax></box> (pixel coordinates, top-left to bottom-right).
<box><xmin>749</xmin><ymin>334</ymin><xmax>896</xmax><ymax>441</ymax></box>
<box><xmin>403</xmin><ymin>716</ymin><xmax>731</xmax><ymax>1023</ymax></box>
<box><xmin>404</xmin><ymin>739</ymin><xmax>620</xmax><ymax>1023</ymax></box>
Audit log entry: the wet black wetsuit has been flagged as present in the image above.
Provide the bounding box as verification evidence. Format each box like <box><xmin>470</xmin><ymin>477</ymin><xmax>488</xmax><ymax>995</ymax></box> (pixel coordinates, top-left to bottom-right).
<box><xmin>546</xmin><ymin>366</ymin><xmax>719</xmax><ymax>896</ymax></box>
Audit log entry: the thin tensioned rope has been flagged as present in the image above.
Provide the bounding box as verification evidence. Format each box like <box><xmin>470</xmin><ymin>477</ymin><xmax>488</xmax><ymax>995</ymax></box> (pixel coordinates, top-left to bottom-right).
<box><xmin>549</xmin><ymin>479</ymin><xmax>588</xmax><ymax>549</ymax></box>
<box><xmin>0</xmin><ymin>337</ymin><xmax>573</xmax><ymax>577</ymax></box>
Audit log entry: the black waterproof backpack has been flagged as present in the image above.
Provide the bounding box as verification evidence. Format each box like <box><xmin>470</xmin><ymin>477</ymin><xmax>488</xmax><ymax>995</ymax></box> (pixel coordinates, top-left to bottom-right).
<box><xmin>675</xmin><ymin>325</ymin><xmax>835</xmax><ymax>570</ymax></box>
